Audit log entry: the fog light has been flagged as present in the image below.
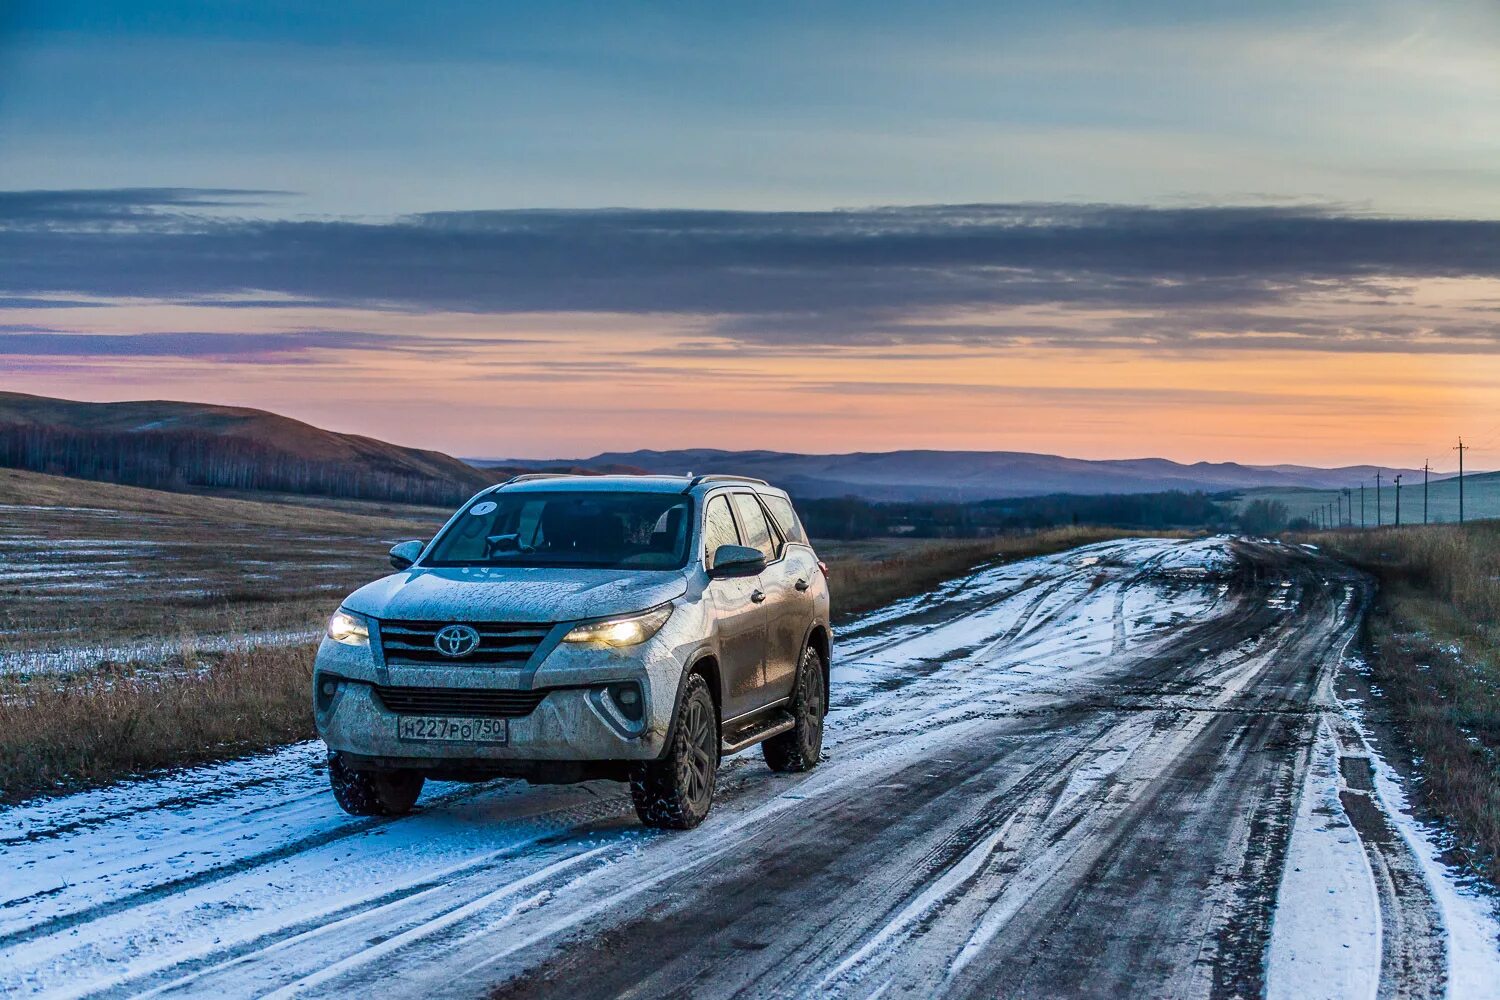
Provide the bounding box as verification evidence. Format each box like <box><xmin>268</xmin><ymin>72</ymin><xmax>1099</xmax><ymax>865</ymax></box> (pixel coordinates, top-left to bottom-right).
<box><xmin>606</xmin><ymin>682</ymin><xmax>645</xmax><ymax>723</ymax></box>
<box><xmin>315</xmin><ymin>675</ymin><xmax>341</xmax><ymax>713</ymax></box>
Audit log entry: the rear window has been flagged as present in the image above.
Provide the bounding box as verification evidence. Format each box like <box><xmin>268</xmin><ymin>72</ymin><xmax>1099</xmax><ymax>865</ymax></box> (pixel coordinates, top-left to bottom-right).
<box><xmin>760</xmin><ymin>494</ymin><xmax>809</xmax><ymax>545</ymax></box>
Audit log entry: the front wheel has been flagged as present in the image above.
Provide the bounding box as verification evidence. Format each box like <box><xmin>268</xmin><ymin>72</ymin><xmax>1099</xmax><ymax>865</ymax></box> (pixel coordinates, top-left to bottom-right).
<box><xmin>763</xmin><ymin>646</ymin><xmax>825</xmax><ymax>773</ymax></box>
<box><xmin>631</xmin><ymin>673</ymin><xmax>719</xmax><ymax>829</ymax></box>
<box><xmin>328</xmin><ymin>753</ymin><xmax>424</xmax><ymax>816</ymax></box>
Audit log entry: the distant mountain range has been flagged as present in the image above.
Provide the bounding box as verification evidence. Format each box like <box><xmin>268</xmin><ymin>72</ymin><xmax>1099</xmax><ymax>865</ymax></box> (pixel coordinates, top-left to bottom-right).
<box><xmin>474</xmin><ymin>448</ymin><xmax>1444</xmax><ymax>502</ymax></box>
<box><xmin>0</xmin><ymin>392</ymin><xmax>1448</xmax><ymax>506</ymax></box>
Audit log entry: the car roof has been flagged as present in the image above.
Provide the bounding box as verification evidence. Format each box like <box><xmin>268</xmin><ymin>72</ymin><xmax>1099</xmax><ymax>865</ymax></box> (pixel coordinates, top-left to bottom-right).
<box><xmin>491</xmin><ymin>474</ymin><xmax>783</xmax><ymax>497</ymax></box>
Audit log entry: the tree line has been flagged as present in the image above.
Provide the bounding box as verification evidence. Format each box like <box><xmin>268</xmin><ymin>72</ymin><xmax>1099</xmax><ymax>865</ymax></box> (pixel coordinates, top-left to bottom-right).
<box><xmin>0</xmin><ymin>425</ymin><xmax>476</xmax><ymax>505</ymax></box>
<box><xmin>795</xmin><ymin>490</ymin><xmax>1238</xmax><ymax>540</ymax></box>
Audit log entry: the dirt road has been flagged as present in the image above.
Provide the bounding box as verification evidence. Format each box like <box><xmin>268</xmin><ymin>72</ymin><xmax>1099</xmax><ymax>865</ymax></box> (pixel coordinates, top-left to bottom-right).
<box><xmin>3</xmin><ymin>537</ymin><xmax>1493</xmax><ymax>998</ymax></box>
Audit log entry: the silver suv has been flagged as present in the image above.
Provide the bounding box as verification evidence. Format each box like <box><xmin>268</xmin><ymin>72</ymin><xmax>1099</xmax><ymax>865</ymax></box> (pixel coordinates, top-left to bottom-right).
<box><xmin>313</xmin><ymin>474</ymin><xmax>831</xmax><ymax>829</ymax></box>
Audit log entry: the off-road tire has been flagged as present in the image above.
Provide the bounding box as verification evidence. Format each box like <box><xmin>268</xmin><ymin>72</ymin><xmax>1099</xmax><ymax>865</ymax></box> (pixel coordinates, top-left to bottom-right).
<box><xmin>328</xmin><ymin>753</ymin><xmax>424</xmax><ymax>816</ymax></box>
<box><xmin>630</xmin><ymin>673</ymin><xmax>719</xmax><ymax>829</ymax></box>
<box><xmin>763</xmin><ymin>646</ymin><xmax>825</xmax><ymax>773</ymax></box>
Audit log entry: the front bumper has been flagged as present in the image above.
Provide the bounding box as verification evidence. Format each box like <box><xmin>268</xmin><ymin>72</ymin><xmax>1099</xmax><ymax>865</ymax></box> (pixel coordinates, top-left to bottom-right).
<box><xmin>311</xmin><ymin>617</ymin><xmax>698</xmax><ymax>764</ymax></box>
<box><xmin>316</xmin><ymin>678</ymin><xmax>666</xmax><ymax>762</ymax></box>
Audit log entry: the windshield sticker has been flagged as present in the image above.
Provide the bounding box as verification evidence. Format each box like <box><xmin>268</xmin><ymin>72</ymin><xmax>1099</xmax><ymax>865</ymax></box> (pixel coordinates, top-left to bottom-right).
<box><xmin>469</xmin><ymin>501</ymin><xmax>497</xmax><ymax>516</ymax></box>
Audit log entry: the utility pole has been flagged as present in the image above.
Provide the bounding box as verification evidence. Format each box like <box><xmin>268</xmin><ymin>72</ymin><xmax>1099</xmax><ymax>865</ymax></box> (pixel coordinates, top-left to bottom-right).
<box><xmin>1344</xmin><ymin>488</ymin><xmax>1353</xmax><ymax>527</ymax></box>
<box><xmin>1375</xmin><ymin>471</ymin><xmax>1383</xmax><ymax>527</ymax></box>
<box><xmin>1394</xmin><ymin>473</ymin><xmax>1403</xmax><ymax>527</ymax></box>
<box><xmin>1454</xmin><ymin>437</ymin><xmax>1470</xmax><ymax>524</ymax></box>
<box><xmin>1423</xmin><ymin>460</ymin><xmax>1430</xmax><ymax>524</ymax></box>
<box><xmin>1360</xmin><ymin>483</ymin><xmax>1366</xmax><ymax>528</ymax></box>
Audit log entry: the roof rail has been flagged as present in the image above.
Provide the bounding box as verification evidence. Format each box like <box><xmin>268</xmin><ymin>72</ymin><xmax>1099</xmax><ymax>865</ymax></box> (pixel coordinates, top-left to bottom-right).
<box><xmin>501</xmin><ymin>473</ymin><xmax>580</xmax><ymax>486</ymax></box>
<box><xmin>682</xmin><ymin>473</ymin><xmax>771</xmax><ymax>493</ymax></box>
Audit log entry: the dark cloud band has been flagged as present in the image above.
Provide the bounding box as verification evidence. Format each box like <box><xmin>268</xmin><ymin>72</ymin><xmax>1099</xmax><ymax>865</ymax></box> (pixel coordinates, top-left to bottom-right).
<box><xmin>3</xmin><ymin>190</ymin><xmax>1499</xmax><ymax>352</ymax></box>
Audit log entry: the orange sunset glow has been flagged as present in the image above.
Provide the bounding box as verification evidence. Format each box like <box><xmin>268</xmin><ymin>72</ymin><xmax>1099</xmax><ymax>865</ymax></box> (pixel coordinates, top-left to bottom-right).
<box><xmin>7</xmin><ymin>276</ymin><xmax>1496</xmax><ymax>469</ymax></box>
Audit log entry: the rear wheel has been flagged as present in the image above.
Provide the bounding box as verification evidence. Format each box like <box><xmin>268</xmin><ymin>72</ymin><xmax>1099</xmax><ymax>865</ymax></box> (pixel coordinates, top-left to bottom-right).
<box><xmin>631</xmin><ymin>673</ymin><xmax>719</xmax><ymax>829</ymax></box>
<box><xmin>328</xmin><ymin>753</ymin><xmax>424</xmax><ymax>816</ymax></box>
<box><xmin>763</xmin><ymin>646</ymin><xmax>825</xmax><ymax>773</ymax></box>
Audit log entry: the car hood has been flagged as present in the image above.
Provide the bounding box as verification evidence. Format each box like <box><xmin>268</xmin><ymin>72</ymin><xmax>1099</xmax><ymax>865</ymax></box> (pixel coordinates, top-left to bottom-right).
<box><xmin>341</xmin><ymin>566</ymin><xmax>689</xmax><ymax>625</ymax></box>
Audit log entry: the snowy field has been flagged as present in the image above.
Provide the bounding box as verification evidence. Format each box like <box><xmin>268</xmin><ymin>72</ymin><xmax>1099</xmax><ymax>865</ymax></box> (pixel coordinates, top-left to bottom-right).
<box><xmin>0</xmin><ymin>495</ymin><xmax>440</xmax><ymax>674</ymax></box>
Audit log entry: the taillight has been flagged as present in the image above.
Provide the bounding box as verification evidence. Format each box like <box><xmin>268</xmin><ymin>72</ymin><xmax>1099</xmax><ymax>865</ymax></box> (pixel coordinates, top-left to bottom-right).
<box><xmin>818</xmin><ymin>560</ymin><xmax>829</xmax><ymax>576</ymax></box>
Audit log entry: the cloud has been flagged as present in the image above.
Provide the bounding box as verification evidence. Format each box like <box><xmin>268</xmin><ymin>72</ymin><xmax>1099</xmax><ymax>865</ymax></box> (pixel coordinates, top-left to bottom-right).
<box><xmin>0</xmin><ymin>188</ymin><xmax>292</xmax><ymax>228</ymax></box>
<box><xmin>0</xmin><ymin>328</ymin><xmax>536</xmax><ymax>362</ymax></box>
<box><xmin>5</xmin><ymin>190</ymin><xmax>1500</xmax><ymax>352</ymax></box>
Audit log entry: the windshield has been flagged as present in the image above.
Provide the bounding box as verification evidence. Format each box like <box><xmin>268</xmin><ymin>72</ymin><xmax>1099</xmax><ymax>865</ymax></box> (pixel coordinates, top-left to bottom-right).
<box><xmin>424</xmin><ymin>491</ymin><xmax>693</xmax><ymax>570</ymax></box>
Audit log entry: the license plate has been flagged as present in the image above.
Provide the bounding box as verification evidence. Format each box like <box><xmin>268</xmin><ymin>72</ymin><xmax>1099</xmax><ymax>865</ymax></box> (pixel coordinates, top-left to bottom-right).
<box><xmin>396</xmin><ymin>716</ymin><xmax>508</xmax><ymax>744</ymax></box>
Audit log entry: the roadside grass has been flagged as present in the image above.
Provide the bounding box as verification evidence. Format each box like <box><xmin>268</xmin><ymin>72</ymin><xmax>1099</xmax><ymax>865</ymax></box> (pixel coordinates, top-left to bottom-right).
<box><xmin>0</xmin><ymin>643</ymin><xmax>316</xmax><ymax>803</ymax></box>
<box><xmin>1311</xmin><ymin>522</ymin><xmax>1500</xmax><ymax>885</ymax></box>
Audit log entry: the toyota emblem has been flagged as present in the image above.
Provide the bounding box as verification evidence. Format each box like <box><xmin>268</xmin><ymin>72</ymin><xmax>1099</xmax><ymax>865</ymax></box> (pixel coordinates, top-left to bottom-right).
<box><xmin>433</xmin><ymin>623</ymin><xmax>481</xmax><ymax>658</ymax></box>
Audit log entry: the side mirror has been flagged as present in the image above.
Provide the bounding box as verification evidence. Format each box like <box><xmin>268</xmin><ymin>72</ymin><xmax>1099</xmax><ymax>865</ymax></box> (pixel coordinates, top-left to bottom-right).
<box><xmin>709</xmin><ymin>543</ymin><xmax>766</xmax><ymax>578</ymax></box>
<box><xmin>389</xmin><ymin>539</ymin><xmax>425</xmax><ymax>571</ymax></box>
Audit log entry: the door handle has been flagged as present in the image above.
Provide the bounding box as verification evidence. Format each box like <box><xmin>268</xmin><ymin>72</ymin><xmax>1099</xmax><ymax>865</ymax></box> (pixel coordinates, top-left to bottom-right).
<box><xmin>794</xmin><ymin>578</ymin><xmax>810</xmax><ymax>592</ymax></box>
<box><xmin>751</xmin><ymin>589</ymin><xmax>766</xmax><ymax>603</ymax></box>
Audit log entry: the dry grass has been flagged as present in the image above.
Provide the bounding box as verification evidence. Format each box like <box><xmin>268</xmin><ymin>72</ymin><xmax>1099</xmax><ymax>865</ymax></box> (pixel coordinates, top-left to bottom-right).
<box><xmin>823</xmin><ymin>525</ymin><xmax>1182</xmax><ymax>623</ymax></box>
<box><xmin>1313</xmin><ymin>522</ymin><xmax>1500</xmax><ymax>884</ymax></box>
<box><xmin>0</xmin><ymin>467</ymin><xmax>450</xmax><ymax>530</ymax></box>
<box><xmin>0</xmin><ymin>643</ymin><xmax>317</xmax><ymax>803</ymax></box>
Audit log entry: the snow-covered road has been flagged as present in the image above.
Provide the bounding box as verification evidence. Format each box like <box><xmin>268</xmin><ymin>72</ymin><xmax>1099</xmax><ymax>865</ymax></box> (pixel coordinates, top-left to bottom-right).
<box><xmin>3</xmin><ymin>537</ymin><xmax>1497</xmax><ymax>998</ymax></box>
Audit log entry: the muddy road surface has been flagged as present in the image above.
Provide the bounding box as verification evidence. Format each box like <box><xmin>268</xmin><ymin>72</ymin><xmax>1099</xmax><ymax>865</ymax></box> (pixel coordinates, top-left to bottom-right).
<box><xmin>2</xmin><ymin>537</ymin><xmax>1478</xmax><ymax>998</ymax></box>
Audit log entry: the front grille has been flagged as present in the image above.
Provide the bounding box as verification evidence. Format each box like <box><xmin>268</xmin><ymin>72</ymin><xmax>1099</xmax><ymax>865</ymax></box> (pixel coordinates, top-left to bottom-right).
<box><xmin>377</xmin><ymin>620</ymin><xmax>551</xmax><ymax>666</ymax></box>
<box><xmin>373</xmin><ymin>685</ymin><xmax>548</xmax><ymax>718</ymax></box>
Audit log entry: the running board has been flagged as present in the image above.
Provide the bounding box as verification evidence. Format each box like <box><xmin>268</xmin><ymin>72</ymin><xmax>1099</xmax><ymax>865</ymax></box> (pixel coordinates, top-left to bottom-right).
<box><xmin>720</xmin><ymin>710</ymin><xmax>796</xmax><ymax>755</ymax></box>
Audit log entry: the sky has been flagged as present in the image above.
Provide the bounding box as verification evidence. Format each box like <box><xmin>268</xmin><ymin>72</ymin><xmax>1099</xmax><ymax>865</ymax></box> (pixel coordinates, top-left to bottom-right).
<box><xmin>2</xmin><ymin>1</ymin><xmax>1499</xmax><ymax>466</ymax></box>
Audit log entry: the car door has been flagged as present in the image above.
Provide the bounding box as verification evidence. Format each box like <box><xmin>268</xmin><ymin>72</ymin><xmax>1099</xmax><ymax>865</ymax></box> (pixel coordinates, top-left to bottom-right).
<box><xmin>702</xmin><ymin>493</ymin><xmax>767</xmax><ymax>721</ymax></box>
<box><xmin>761</xmin><ymin>492</ymin><xmax>821</xmax><ymax>683</ymax></box>
<box><xmin>729</xmin><ymin>492</ymin><xmax>799</xmax><ymax>706</ymax></box>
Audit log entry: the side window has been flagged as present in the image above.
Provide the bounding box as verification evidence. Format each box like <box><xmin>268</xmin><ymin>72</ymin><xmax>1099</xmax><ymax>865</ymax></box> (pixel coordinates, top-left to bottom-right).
<box><xmin>730</xmin><ymin>493</ymin><xmax>777</xmax><ymax>561</ymax></box>
<box><xmin>702</xmin><ymin>495</ymin><xmax>740</xmax><ymax>568</ymax></box>
<box><xmin>760</xmin><ymin>494</ymin><xmax>808</xmax><ymax>545</ymax></box>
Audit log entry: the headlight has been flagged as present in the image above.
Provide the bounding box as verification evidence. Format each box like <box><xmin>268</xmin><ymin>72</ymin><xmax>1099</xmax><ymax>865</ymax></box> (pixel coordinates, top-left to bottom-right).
<box><xmin>562</xmin><ymin>605</ymin><xmax>672</xmax><ymax>647</ymax></box>
<box><xmin>327</xmin><ymin>609</ymin><xmax>370</xmax><ymax>646</ymax></box>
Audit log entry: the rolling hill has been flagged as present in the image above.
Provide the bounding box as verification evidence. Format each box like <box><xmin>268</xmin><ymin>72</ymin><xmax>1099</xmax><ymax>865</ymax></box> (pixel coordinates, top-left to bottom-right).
<box><xmin>475</xmin><ymin>448</ymin><xmax>1443</xmax><ymax>503</ymax></box>
<box><xmin>1233</xmin><ymin>471</ymin><xmax>1500</xmax><ymax>526</ymax></box>
<box><xmin>0</xmin><ymin>392</ymin><xmax>495</xmax><ymax>504</ymax></box>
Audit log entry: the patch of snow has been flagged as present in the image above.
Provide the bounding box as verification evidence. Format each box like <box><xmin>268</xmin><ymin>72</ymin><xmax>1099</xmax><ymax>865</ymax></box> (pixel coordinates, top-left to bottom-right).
<box><xmin>0</xmin><ymin>629</ymin><xmax>319</xmax><ymax>675</ymax></box>
<box><xmin>1267</xmin><ymin>720</ymin><xmax>1382</xmax><ymax>1000</ymax></box>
